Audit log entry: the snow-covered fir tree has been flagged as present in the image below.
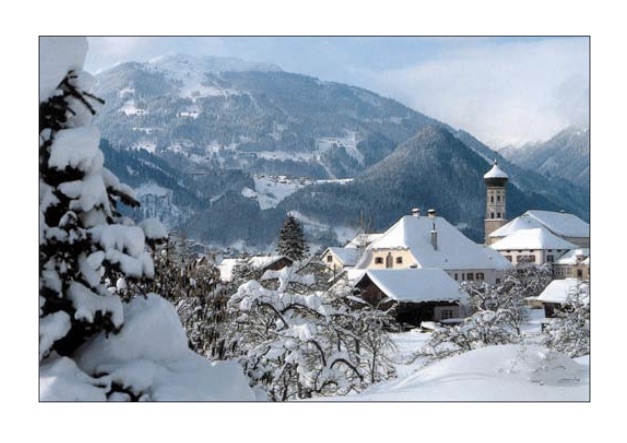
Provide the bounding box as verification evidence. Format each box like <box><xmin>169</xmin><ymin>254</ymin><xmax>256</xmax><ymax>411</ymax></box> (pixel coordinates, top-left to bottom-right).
<box><xmin>276</xmin><ymin>214</ymin><xmax>309</xmax><ymax>261</ymax></box>
<box><xmin>39</xmin><ymin>37</ymin><xmax>254</xmax><ymax>401</ymax></box>
<box><xmin>39</xmin><ymin>48</ymin><xmax>152</xmax><ymax>358</ymax></box>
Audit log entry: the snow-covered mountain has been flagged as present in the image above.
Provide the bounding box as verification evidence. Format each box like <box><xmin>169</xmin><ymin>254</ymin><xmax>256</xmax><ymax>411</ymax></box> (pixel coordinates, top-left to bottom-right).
<box><xmin>500</xmin><ymin>126</ymin><xmax>590</xmax><ymax>190</ymax></box>
<box><xmin>91</xmin><ymin>54</ymin><xmax>590</xmax><ymax>250</ymax></box>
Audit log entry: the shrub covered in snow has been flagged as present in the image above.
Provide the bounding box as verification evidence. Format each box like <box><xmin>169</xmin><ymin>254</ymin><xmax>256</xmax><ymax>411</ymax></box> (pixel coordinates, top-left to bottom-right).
<box><xmin>224</xmin><ymin>267</ymin><xmax>396</xmax><ymax>401</ymax></box>
<box><xmin>423</xmin><ymin>265</ymin><xmax>552</xmax><ymax>359</ymax></box>
<box><xmin>542</xmin><ymin>282</ymin><xmax>590</xmax><ymax>358</ymax></box>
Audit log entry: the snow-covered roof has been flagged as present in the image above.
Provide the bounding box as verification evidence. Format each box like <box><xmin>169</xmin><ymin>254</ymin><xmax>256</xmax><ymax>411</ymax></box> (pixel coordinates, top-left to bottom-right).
<box><xmin>344</xmin><ymin>233</ymin><xmax>384</xmax><ymax>248</ymax></box>
<box><xmin>536</xmin><ymin>278</ymin><xmax>589</xmax><ymax>305</ymax></box>
<box><xmin>489</xmin><ymin>227</ymin><xmax>578</xmax><ymax>251</ymax></box>
<box><xmin>359</xmin><ymin>215</ymin><xmax>512</xmax><ymax>271</ymax></box>
<box><xmin>358</xmin><ymin>269</ymin><xmax>467</xmax><ymax>303</ymax></box>
<box><xmin>247</xmin><ymin>255</ymin><xmax>289</xmax><ymax>270</ymax></box>
<box><xmin>325</xmin><ymin>247</ymin><xmax>363</xmax><ymax>266</ymax></box>
<box><xmin>217</xmin><ymin>258</ymin><xmax>244</xmax><ymax>282</ymax></box>
<box><xmin>483</xmin><ymin>161</ymin><xmax>508</xmax><ymax>179</ymax></box>
<box><xmin>490</xmin><ymin>210</ymin><xmax>589</xmax><ymax>239</ymax></box>
<box><xmin>554</xmin><ymin>248</ymin><xmax>590</xmax><ymax>265</ymax></box>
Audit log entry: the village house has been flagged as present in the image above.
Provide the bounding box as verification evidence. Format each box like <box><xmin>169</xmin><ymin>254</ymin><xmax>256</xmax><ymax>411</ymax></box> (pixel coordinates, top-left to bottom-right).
<box><xmin>354</xmin><ymin>268</ymin><xmax>469</xmax><ymax>328</ymax></box>
<box><xmin>527</xmin><ymin>277</ymin><xmax>589</xmax><ymax>318</ymax></box>
<box><xmin>489</xmin><ymin>226</ymin><xmax>578</xmax><ymax>266</ymax></box>
<box><xmin>354</xmin><ymin>208</ymin><xmax>512</xmax><ymax>285</ymax></box>
<box><xmin>217</xmin><ymin>255</ymin><xmax>293</xmax><ymax>283</ymax></box>
<box><xmin>320</xmin><ymin>247</ymin><xmax>362</xmax><ymax>273</ymax></box>
<box><xmin>487</xmin><ymin>210</ymin><xmax>590</xmax><ymax>248</ymax></box>
<box><xmin>552</xmin><ymin>248</ymin><xmax>590</xmax><ymax>280</ymax></box>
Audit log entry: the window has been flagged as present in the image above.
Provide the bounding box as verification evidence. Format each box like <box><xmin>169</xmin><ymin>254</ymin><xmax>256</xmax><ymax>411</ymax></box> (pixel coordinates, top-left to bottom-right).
<box><xmin>496</xmin><ymin>278</ymin><xmax>501</xmax><ymax>284</ymax></box>
<box><xmin>454</xmin><ymin>273</ymin><xmax>458</xmax><ymax>280</ymax></box>
<box><xmin>395</xmin><ymin>256</ymin><xmax>403</xmax><ymax>264</ymax></box>
<box><xmin>441</xmin><ymin>309</ymin><xmax>454</xmax><ymax>320</ymax></box>
<box><xmin>476</xmin><ymin>272</ymin><xmax>484</xmax><ymax>280</ymax></box>
<box><xmin>491</xmin><ymin>212</ymin><xmax>495</xmax><ymax>218</ymax></box>
<box><xmin>505</xmin><ymin>255</ymin><xmax>512</xmax><ymax>262</ymax></box>
<box><xmin>547</xmin><ymin>255</ymin><xmax>554</xmax><ymax>262</ymax></box>
<box><xmin>374</xmin><ymin>257</ymin><xmax>383</xmax><ymax>265</ymax></box>
<box><xmin>467</xmin><ymin>273</ymin><xmax>474</xmax><ymax>281</ymax></box>
<box><xmin>326</xmin><ymin>255</ymin><xmax>333</xmax><ymax>263</ymax></box>
<box><xmin>491</xmin><ymin>195</ymin><xmax>494</xmax><ymax>203</ymax></box>
<box><xmin>497</xmin><ymin>195</ymin><xmax>501</xmax><ymax>202</ymax></box>
<box><xmin>461</xmin><ymin>273</ymin><xmax>465</xmax><ymax>280</ymax></box>
<box><xmin>497</xmin><ymin>212</ymin><xmax>501</xmax><ymax>218</ymax></box>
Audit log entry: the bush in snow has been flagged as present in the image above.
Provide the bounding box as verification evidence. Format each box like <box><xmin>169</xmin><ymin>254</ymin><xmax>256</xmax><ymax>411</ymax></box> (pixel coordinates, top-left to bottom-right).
<box><xmin>223</xmin><ymin>266</ymin><xmax>396</xmax><ymax>401</ymax></box>
<box><xmin>542</xmin><ymin>282</ymin><xmax>590</xmax><ymax>358</ymax></box>
<box><xmin>423</xmin><ymin>265</ymin><xmax>552</xmax><ymax>360</ymax></box>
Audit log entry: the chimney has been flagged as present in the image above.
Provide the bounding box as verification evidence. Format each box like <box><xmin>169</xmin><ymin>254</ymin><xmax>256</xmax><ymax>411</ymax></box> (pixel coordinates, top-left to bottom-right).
<box><xmin>430</xmin><ymin>227</ymin><xmax>438</xmax><ymax>250</ymax></box>
<box><xmin>428</xmin><ymin>209</ymin><xmax>436</xmax><ymax>219</ymax></box>
<box><xmin>411</xmin><ymin>208</ymin><xmax>420</xmax><ymax>218</ymax></box>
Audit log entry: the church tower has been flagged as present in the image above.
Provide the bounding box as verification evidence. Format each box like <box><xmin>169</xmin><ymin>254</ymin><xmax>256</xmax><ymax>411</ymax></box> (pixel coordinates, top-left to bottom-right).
<box><xmin>484</xmin><ymin>159</ymin><xmax>508</xmax><ymax>245</ymax></box>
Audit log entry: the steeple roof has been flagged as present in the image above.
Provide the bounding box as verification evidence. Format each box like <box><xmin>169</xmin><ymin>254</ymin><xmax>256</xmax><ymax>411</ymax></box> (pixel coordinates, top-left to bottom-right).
<box><xmin>483</xmin><ymin>160</ymin><xmax>509</xmax><ymax>180</ymax></box>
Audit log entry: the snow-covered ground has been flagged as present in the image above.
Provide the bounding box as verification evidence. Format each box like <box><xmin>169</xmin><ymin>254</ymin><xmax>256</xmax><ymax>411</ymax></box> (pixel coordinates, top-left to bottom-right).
<box><xmin>317</xmin><ymin>306</ymin><xmax>589</xmax><ymax>402</ymax></box>
<box><xmin>321</xmin><ymin>323</ymin><xmax>589</xmax><ymax>402</ymax></box>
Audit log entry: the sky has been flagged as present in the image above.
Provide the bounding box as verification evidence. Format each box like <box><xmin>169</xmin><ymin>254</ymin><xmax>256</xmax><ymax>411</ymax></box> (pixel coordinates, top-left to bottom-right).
<box><xmin>85</xmin><ymin>36</ymin><xmax>589</xmax><ymax>148</ymax></box>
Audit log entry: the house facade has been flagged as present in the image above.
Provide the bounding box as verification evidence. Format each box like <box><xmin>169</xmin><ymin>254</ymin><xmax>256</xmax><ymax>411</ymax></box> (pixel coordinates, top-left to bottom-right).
<box><xmin>354</xmin><ymin>268</ymin><xmax>469</xmax><ymax>327</ymax></box>
<box><xmin>489</xmin><ymin>226</ymin><xmax>578</xmax><ymax>267</ymax></box>
<box><xmin>354</xmin><ymin>209</ymin><xmax>512</xmax><ymax>285</ymax></box>
<box><xmin>488</xmin><ymin>210</ymin><xmax>590</xmax><ymax>249</ymax></box>
<box><xmin>552</xmin><ymin>249</ymin><xmax>590</xmax><ymax>280</ymax></box>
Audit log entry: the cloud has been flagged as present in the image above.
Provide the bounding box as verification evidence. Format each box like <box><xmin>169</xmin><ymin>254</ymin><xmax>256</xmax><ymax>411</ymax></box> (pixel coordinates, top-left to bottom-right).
<box><xmin>363</xmin><ymin>38</ymin><xmax>589</xmax><ymax>147</ymax></box>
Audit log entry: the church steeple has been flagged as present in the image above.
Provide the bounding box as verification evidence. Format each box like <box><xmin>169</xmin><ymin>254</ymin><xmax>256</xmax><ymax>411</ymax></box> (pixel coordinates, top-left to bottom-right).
<box><xmin>484</xmin><ymin>159</ymin><xmax>508</xmax><ymax>245</ymax></box>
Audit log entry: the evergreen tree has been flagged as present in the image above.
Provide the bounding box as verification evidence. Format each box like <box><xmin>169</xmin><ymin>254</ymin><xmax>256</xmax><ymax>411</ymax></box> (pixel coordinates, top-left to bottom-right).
<box><xmin>276</xmin><ymin>215</ymin><xmax>309</xmax><ymax>261</ymax></box>
<box><xmin>39</xmin><ymin>64</ymin><xmax>164</xmax><ymax>360</ymax></box>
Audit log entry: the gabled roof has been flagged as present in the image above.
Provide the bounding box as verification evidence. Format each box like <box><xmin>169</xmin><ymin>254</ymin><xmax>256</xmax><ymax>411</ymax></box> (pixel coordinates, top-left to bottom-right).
<box><xmin>357</xmin><ymin>269</ymin><xmax>467</xmax><ymax>303</ymax></box>
<box><xmin>490</xmin><ymin>210</ymin><xmax>589</xmax><ymax>239</ymax></box>
<box><xmin>554</xmin><ymin>248</ymin><xmax>590</xmax><ymax>265</ymax></box>
<box><xmin>247</xmin><ymin>255</ymin><xmax>291</xmax><ymax>270</ymax></box>
<box><xmin>535</xmin><ymin>278</ymin><xmax>589</xmax><ymax>305</ymax></box>
<box><xmin>358</xmin><ymin>215</ymin><xmax>511</xmax><ymax>271</ymax></box>
<box><xmin>489</xmin><ymin>227</ymin><xmax>578</xmax><ymax>251</ymax></box>
<box><xmin>217</xmin><ymin>258</ymin><xmax>244</xmax><ymax>282</ymax></box>
<box><xmin>324</xmin><ymin>247</ymin><xmax>363</xmax><ymax>267</ymax></box>
<box><xmin>344</xmin><ymin>233</ymin><xmax>384</xmax><ymax>248</ymax></box>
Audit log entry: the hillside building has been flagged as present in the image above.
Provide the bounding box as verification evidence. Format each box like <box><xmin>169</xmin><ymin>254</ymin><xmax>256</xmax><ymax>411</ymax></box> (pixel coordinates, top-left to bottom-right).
<box><xmin>552</xmin><ymin>248</ymin><xmax>590</xmax><ymax>280</ymax></box>
<box><xmin>355</xmin><ymin>269</ymin><xmax>469</xmax><ymax>327</ymax></box>
<box><xmin>354</xmin><ymin>209</ymin><xmax>512</xmax><ymax>285</ymax></box>
<box><xmin>487</xmin><ymin>210</ymin><xmax>589</xmax><ymax>248</ymax></box>
<box><xmin>489</xmin><ymin>226</ymin><xmax>578</xmax><ymax>266</ymax></box>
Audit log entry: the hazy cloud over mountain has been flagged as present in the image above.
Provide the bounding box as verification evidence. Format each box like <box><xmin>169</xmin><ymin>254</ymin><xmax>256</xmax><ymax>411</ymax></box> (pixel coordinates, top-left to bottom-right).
<box><xmin>86</xmin><ymin>36</ymin><xmax>589</xmax><ymax>148</ymax></box>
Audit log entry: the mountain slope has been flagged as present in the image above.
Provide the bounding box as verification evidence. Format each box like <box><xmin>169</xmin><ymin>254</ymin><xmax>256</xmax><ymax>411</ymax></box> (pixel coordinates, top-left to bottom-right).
<box><xmin>92</xmin><ymin>54</ymin><xmax>443</xmax><ymax>180</ymax></box>
<box><xmin>500</xmin><ymin>126</ymin><xmax>590</xmax><ymax>190</ymax></box>
<box><xmin>91</xmin><ymin>54</ymin><xmax>590</xmax><ymax>249</ymax></box>
<box><xmin>279</xmin><ymin>126</ymin><xmax>582</xmax><ymax>242</ymax></box>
